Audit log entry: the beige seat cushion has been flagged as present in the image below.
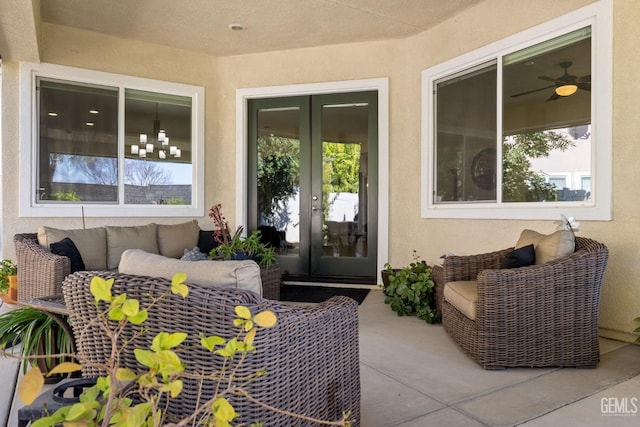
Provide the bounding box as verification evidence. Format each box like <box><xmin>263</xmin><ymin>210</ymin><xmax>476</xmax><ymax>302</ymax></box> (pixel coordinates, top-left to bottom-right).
<box><xmin>118</xmin><ymin>249</ymin><xmax>262</xmax><ymax>296</ymax></box>
<box><xmin>157</xmin><ymin>220</ymin><xmax>201</xmax><ymax>259</ymax></box>
<box><xmin>444</xmin><ymin>280</ymin><xmax>478</xmax><ymax>321</ymax></box>
<box><xmin>38</xmin><ymin>226</ymin><xmax>107</xmax><ymax>270</ymax></box>
<box><xmin>106</xmin><ymin>224</ymin><xmax>159</xmax><ymax>270</ymax></box>
<box><xmin>515</xmin><ymin>229</ymin><xmax>575</xmax><ymax>265</ymax></box>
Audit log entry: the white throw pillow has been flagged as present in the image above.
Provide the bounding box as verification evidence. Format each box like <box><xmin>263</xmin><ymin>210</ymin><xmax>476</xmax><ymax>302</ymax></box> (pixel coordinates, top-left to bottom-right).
<box><xmin>118</xmin><ymin>249</ymin><xmax>262</xmax><ymax>295</ymax></box>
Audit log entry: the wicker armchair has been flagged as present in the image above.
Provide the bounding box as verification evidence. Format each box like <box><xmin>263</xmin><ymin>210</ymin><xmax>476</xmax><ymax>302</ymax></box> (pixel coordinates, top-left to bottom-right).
<box><xmin>432</xmin><ymin>236</ymin><xmax>609</xmax><ymax>369</ymax></box>
<box><xmin>62</xmin><ymin>271</ymin><xmax>360</xmax><ymax>425</ymax></box>
<box><xmin>14</xmin><ymin>233</ymin><xmax>70</xmax><ymax>302</ymax></box>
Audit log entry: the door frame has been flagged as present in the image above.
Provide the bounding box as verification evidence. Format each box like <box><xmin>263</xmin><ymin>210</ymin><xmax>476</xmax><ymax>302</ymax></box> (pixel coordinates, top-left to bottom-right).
<box><xmin>236</xmin><ymin>78</ymin><xmax>389</xmax><ymax>277</ymax></box>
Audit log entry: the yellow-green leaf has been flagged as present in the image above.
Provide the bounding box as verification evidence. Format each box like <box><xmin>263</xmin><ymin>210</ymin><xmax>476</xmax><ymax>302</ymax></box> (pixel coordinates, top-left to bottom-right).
<box><xmin>122</xmin><ymin>298</ymin><xmax>140</xmax><ymax>317</ymax></box>
<box><xmin>159</xmin><ymin>379</ymin><xmax>183</xmax><ymax>398</ymax></box>
<box><xmin>116</xmin><ymin>367</ymin><xmax>137</xmax><ymax>381</ymax></box>
<box><xmin>235</xmin><ymin>305</ymin><xmax>252</xmax><ymax>320</ymax></box>
<box><xmin>171</xmin><ymin>273</ymin><xmax>189</xmax><ymax>298</ymax></box>
<box><xmin>128</xmin><ymin>309</ymin><xmax>148</xmax><ymax>325</ymax></box>
<box><xmin>213</xmin><ymin>397</ymin><xmax>238</xmax><ymax>423</ymax></box>
<box><xmin>254</xmin><ymin>310</ymin><xmax>277</xmax><ymax>328</ymax></box>
<box><xmin>244</xmin><ymin>328</ymin><xmax>256</xmax><ymax>346</ymax></box>
<box><xmin>200</xmin><ymin>334</ymin><xmax>226</xmax><ymax>352</ymax></box>
<box><xmin>108</xmin><ymin>307</ymin><xmax>125</xmax><ymax>321</ymax></box>
<box><xmin>160</xmin><ymin>332</ymin><xmax>187</xmax><ymax>350</ymax></box>
<box><xmin>64</xmin><ymin>402</ymin><xmax>93</xmax><ymax>421</ymax></box>
<box><xmin>18</xmin><ymin>367</ymin><xmax>45</xmax><ymax>405</ymax></box>
<box><xmin>90</xmin><ymin>276</ymin><xmax>113</xmax><ymax>303</ymax></box>
<box><xmin>47</xmin><ymin>362</ymin><xmax>83</xmax><ymax>376</ymax></box>
<box><xmin>135</xmin><ymin>349</ymin><xmax>157</xmax><ymax>368</ymax></box>
<box><xmin>243</xmin><ymin>320</ymin><xmax>254</xmax><ymax>332</ymax></box>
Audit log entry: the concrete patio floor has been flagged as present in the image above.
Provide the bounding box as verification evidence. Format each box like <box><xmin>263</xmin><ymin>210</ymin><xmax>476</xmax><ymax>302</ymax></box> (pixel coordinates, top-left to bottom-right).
<box><xmin>2</xmin><ymin>289</ymin><xmax>640</xmax><ymax>426</ymax></box>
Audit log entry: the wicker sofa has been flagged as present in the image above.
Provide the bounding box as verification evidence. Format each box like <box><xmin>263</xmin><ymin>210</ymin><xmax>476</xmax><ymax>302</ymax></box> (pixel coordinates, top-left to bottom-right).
<box><xmin>14</xmin><ymin>222</ymin><xmax>281</xmax><ymax>302</ymax></box>
<box><xmin>62</xmin><ymin>271</ymin><xmax>360</xmax><ymax>426</ymax></box>
<box><xmin>432</xmin><ymin>235</ymin><xmax>609</xmax><ymax>369</ymax></box>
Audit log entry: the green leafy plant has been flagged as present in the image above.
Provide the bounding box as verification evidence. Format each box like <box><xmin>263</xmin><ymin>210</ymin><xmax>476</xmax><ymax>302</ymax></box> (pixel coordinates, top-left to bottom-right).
<box><xmin>0</xmin><ymin>258</ymin><xmax>18</xmax><ymax>294</ymax></box>
<box><xmin>383</xmin><ymin>251</ymin><xmax>439</xmax><ymax>324</ymax></box>
<box><xmin>0</xmin><ymin>307</ymin><xmax>73</xmax><ymax>375</ymax></box>
<box><xmin>16</xmin><ymin>273</ymin><xmax>352</xmax><ymax>426</ymax></box>
<box><xmin>209</xmin><ymin>203</ymin><xmax>278</xmax><ymax>268</ymax></box>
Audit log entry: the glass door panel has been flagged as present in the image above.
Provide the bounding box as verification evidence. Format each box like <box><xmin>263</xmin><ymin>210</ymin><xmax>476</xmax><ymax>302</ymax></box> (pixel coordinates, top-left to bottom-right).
<box><xmin>311</xmin><ymin>92</ymin><xmax>377</xmax><ymax>278</ymax></box>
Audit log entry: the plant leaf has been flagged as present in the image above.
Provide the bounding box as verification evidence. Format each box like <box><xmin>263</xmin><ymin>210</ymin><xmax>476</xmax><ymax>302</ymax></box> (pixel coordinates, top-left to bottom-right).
<box><xmin>47</xmin><ymin>362</ymin><xmax>83</xmax><ymax>376</ymax></box>
<box><xmin>116</xmin><ymin>367</ymin><xmax>138</xmax><ymax>381</ymax></box>
<box><xmin>90</xmin><ymin>276</ymin><xmax>113</xmax><ymax>303</ymax></box>
<box><xmin>171</xmin><ymin>273</ymin><xmax>189</xmax><ymax>298</ymax></box>
<box><xmin>127</xmin><ymin>309</ymin><xmax>148</xmax><ymax>325</ymax></box>
<box><xmin>200</xmin><ymin>334</ymin><xmax>226</xmax><ymax>352</ymax></box>
<box><xmin>235</xmin><ymin>306</ymin><xmax>252</xmax><ymax>320</ymax></box>
<box><xmin>244</xmin><ymin>328</ymin><xmax>256</xmax><ymax>346</ymax></box>
<box><xmin>254</xmin><ymin>310</ymin><xmax>277</xmax><ymax>328</ymax></box>
<box><xmin>213</xmin><ymin>397</ymin><xmax>238</xmax><ymax>425</ymax></box>
<box><xmin>121</xmin><ymin>298</ymin><xmax>140</xmax><ymax>317</ymax></box>
<box><xmin>18</xmin><ymin>367</ymin><xmax>45</xmax><ymax>405</ymax></box>
<box><xmin>159</xmin><ymin>379</ymin><xmax>183</xmax><ymax>398</ymax></box>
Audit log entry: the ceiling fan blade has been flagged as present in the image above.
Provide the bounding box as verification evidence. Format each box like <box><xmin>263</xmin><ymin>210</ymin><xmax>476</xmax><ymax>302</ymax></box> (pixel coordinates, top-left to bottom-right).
<box><xmin>538</xmin><ymin>75</ymin><xmax>558</xmax><ymax>82</ymax></box>
<box><xmin>511</xmin><ymin>84</ymin><xmax>556</xmax><ymax>98</ymax></box>
<box><xmin>545</xmin><ymin>91</ymin><xmax>560</xmax><ymax>102</ymax></box>
<box><xmin>578</xmin><ymin>82</ymin><xmax>591</xmax><ymax>91</ymax></box>
<box><xmin>578</xmin><ymin>74</ymin><xmax>591</xmax><ymax>83</ymax></box>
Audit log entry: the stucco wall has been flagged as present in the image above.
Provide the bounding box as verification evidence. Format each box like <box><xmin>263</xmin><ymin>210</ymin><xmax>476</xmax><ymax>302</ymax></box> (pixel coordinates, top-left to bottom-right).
<box><xmin>1</xmin><ymin>0</ymin><xmax>638</xmax><ymax>342</ymax></box>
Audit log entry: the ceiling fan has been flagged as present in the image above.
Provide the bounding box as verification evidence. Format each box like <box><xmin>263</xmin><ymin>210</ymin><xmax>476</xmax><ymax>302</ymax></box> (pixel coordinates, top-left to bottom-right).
<box><xmin>511</xmin><ymin>61</ymin><xmax>591</xmax><ymax>102</ymax></box>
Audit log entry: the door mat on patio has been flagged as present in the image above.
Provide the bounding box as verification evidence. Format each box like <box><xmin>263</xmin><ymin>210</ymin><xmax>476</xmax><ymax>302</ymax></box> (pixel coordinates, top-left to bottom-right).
<box><xmin>280</xmin><ymin>285</ymin><xmax>370</xmax><ymax>305</ymax></box>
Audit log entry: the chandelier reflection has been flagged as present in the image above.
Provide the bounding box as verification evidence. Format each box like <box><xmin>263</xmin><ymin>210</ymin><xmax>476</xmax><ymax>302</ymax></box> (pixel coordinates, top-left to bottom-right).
<box><xmin>130</xmin><ymin>104</ymin><xmax>181</xmax><ymax>159</ymax></box>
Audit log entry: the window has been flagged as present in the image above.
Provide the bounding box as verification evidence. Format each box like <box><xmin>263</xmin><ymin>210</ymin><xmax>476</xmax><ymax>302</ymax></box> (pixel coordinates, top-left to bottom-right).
<box><xmin>20</xmin><ymin>63</ymin><xmax>204</xmax><ymax>217</ymax></box>
<box><xmin>422</xmin><ymin>0</ymin><xmax>611</xmax><ymax>220</ymax></box>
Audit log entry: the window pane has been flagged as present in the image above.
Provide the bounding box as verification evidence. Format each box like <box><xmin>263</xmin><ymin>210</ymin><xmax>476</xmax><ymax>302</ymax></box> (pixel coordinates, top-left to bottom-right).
<box><xmin>256</xmin><ymin>107</ymin><xmax>301</xmax><ymax>256</ymax></box>
<box><xmin>124</xmin><ymin>89</ymin><xmax>193</xmax><ymax>205</ymax></box>
<box><xmin>434</xmin><ymin>62</ymin><xmax>497</xmax><ymax>203</ymax></box>
<box><xmin>37</xmin><ymin>78</ymin><xmax>118</xmax><ymax>203</ymax></box>
<box><xmin>502</xmin><ymin>27</ymin><xmax>591</xmax><ymax>203</ymax></box>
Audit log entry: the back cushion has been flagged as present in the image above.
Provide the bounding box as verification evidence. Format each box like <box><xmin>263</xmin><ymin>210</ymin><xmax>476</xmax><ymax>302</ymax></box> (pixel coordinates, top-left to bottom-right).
<box><xmin>118</xmin><ymin>249</ymin><xmax>262</xmax><ymax>295</ymax></box>
<box><xmin>106</xmin><ymin>224</ymin><xmax>159</xmax><ymax>270</ymax></box>
<box><xmin>515</xmin><ymin>229</ymin><xmax>575</xmax><ymax>265</ymax></box>
<box><xmin>157</xmin><ymin>220</ymin><xmax>201</xmax><ymax>259</ymax></box>
<box><xmin>38</xmin><ymin>226</ymin><xmax>107</xmax><ymax>270</ymax></box>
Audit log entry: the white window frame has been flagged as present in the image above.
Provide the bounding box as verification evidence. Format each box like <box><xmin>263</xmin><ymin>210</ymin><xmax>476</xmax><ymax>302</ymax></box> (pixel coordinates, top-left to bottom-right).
<box><xmin>19</xmin><ymin>62</ymin><xmax>205</xmax><ymax>217</ymax></box>
<box><xmin>421</xmin><ymin>0</ymin><xmax>612</xmax><ymax>220</ymax></box>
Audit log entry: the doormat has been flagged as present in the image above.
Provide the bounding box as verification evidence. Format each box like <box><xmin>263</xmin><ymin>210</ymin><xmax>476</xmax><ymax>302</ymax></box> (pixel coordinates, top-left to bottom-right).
<box><xmin>280</xmin><ymin>285</ymin><xmax>370</xmax><ymax>305</ymax></box>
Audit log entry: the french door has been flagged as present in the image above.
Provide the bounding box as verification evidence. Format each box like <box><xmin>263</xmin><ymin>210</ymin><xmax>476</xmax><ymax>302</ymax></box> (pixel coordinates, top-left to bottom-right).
<box><xmin>247</xmin><ymin>91</ymin><xmax>378</xmax><ymax>282</ymax></box>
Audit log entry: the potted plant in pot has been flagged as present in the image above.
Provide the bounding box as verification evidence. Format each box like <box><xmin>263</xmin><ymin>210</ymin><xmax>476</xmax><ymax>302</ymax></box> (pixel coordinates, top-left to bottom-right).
<box><xmin>383</xmin><ymin>250</ymin><xmax>440</xmax><ymax>324</ymax></box>
<box><xmin>0</xmin><ymin>306</ymin><xmax>73</xmax><ymax>380</ymax></box>
<box><xmin>208</xmin><ymin>204</ymin><xmax>281</xmax><ymax>299</ymax></box>
<box><xmin>0</xmin><ymin>258</ymin><xmax>18</xmax><ymax>303</ymax></box>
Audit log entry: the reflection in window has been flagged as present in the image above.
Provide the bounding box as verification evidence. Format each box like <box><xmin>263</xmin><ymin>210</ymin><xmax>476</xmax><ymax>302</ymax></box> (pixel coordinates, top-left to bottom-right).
<box><xmin>38</xmin><ymin>79</ymin><xmax>118</xmax><ymax>203</ymax></box>
<box><xmin>124</xmin><ymin>90</ymin><xmax>193</xmax><ymax>205</ymax></box>
<box><xmin>432</xmin><ymin>26</ymin><xmax>592</xmax><ymax>205</ymax></box>
<box><xmin>36</xmin><ymin>80</ymin><xmax>194</xmax><ymax>206</ymax></box>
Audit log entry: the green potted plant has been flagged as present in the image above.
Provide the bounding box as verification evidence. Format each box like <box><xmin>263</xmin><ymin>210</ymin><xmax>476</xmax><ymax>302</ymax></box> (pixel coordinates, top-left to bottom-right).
<box><xmin>0</xmin><ymin>258</ymin><xmax>18</xmax><ymax>302</ymax></box>
<box><xmin>209</xmin><ymin>203</ymin><xmax>281</xmax><ymax>299</ymax></box>
<box><xmin>208</xmin><ymin>204</ymin><xmax>278</xmax><ymax>268</ymax></box>
<box><xmin>0</xmin><ymin>307</ymin><xmax>73</xmax><ymax>379</ymax></box>
<box><xmin>383</xmin><ymin>251</ymin><xmax>440</xmax><ymax>324</ymax></box>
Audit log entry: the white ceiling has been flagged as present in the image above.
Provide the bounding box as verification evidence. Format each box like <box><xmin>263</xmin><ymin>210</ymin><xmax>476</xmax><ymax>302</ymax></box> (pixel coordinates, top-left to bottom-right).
<box><xmin>40</xmin><ymin>0</ymin><xmax>484</xmax><ymax>56</ymax></box>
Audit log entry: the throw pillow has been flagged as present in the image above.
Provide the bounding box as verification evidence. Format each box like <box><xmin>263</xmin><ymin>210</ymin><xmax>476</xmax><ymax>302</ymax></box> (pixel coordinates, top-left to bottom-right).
<box><xmin>50</xmin><ymin>237</ymin><xmax>86</xmax><ymax>273</ymax></box>
<box><xmin>106</xmin><ymin>224</ymin><xmax>159</xmax><ymax>270</ymax></box>
<box><xmin>157</xmin><ymin>220</ymin><xmax>201</xmax><ymax>258</ymax></box>
<box><xmin>515</xmin><ymin>229</ymin><xmax>575</xmax><ymax>265</ymax></box>
<box><xmin>500</xmin><ymin>244</ymin><xmax>535</xmax><ymax>269</ymax></box>
<box><xmin>38</xmin><ymin>226</ymin><xmax>107</xmax><ymax>270</ymax></box>
<box><xmin>181</xmin><ymin>247</ymin><xmax>208</xmax><ymax>261</ymax></box>
<box><xmin>197</xmin><ymin>230</ymin><xmax>218</xmax><ymax>256</ymax></box>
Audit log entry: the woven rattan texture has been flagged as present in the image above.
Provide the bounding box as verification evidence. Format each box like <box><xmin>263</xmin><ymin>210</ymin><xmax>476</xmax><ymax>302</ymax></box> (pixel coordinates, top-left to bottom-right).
<box><xmin>14</xmin><ymin>233</ymin><xmax>71</xmax><ymax>302</ymax></box>
<box><xmin>260</xmin><ymin>266</ymin><xmax>281</xmax><ymax>300</ymax></box>
<box><xmin>62</xmin><ymin>271</ymin><xmax>360</xmax><ymax>425</ymax></box>
<box><xmin>435</xmin><ymin>236</ymin><xmax>609</xmax><ymax>369</ymax></box>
